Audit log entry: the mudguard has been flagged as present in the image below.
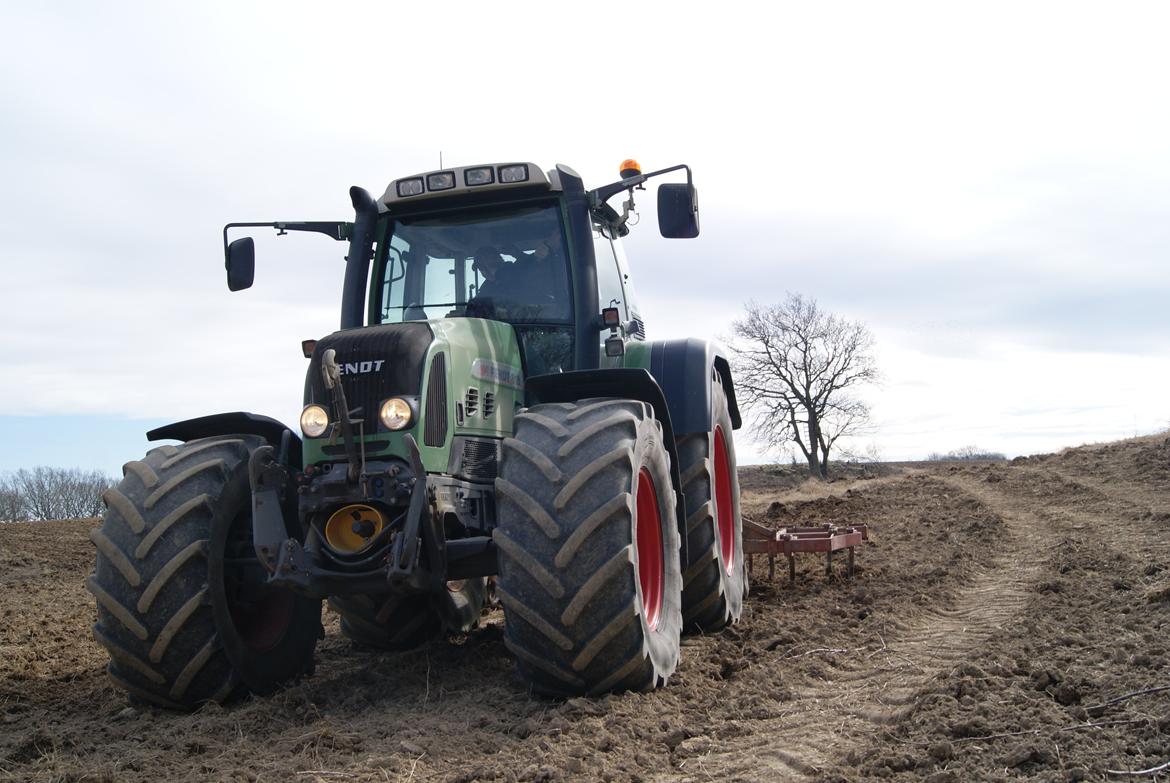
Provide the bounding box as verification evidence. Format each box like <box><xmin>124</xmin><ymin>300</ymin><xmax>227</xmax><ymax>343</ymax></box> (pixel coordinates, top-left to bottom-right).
<box><xmin>147</xmin><ymin>411</ymin><xmax>303</xmax><ymax>468</ymax></box>
<box><xmin>646</xmin><ymin>338</ymin><xmax>741</xmax><ymax>436</ymax></box>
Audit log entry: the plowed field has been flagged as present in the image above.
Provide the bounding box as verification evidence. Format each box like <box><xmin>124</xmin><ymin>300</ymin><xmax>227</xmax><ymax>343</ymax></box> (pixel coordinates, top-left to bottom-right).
<box><xmin>2</xmin><ymin>436</ymin><xmax>1168</xmax><ymax>782</ymax></box>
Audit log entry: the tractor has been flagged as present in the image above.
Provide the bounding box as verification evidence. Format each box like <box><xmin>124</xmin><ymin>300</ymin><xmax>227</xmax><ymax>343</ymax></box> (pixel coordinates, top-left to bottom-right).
<box><xmin>88</xmin><ymin>160</ymin><xmax>745</xmax><ymax>708</ymax></box>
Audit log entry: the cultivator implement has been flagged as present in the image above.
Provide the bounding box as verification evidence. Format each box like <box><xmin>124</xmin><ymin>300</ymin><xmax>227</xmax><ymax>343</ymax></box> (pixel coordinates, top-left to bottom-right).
<box><xmin>744</xmin><ymin>519</ymin><xmax>869</xmax><ymax>583</ymax></box>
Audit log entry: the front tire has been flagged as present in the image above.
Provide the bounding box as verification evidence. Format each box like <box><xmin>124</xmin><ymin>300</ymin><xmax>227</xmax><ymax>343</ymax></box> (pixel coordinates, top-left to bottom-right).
<box><xmin>89</xmin><ymin>435</ymin><xmax>321</xmax><ymax>709</ymax></box>
<box><xmin>495</xmin><ymin>399</ymin><xmax>682</xmax><ymax>696</ymax></box>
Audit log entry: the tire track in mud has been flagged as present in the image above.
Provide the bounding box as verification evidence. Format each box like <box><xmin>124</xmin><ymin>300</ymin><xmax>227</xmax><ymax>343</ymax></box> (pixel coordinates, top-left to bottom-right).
<box><xmin>670</xmin><ymin>473</ymin><xmax>1059</xmax><ymax>781</ymax></box>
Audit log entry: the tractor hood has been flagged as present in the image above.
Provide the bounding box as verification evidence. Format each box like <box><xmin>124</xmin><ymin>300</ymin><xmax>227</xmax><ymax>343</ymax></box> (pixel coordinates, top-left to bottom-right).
<box><xmin>301</xmin><ymin>318</ymin><xmax>525</xmax><ymax>475</ymax></box>
<box><xmin>304</xmin><ymin>322</ymin><xmax>433</xmax><ymax>433</ymax></box>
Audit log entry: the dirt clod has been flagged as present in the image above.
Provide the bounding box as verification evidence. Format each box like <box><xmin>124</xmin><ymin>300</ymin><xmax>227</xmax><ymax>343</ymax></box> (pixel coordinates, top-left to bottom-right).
<box><xmin>1003</xmin><ymin>743</ymin><xmax>1054</xmax><ymax>768</ymax></box>
<box><xmin>1146</xmin><ymin>581</ymin><xmax>1170</xmax><ymax>604</ymax></box>
<box><xmin>927</xmin><ymin>740</ymin><xmax>954</xmax><ymax>761</ymax></box>
<box><xmin>1053</xmin><ymin>682</ymin><xmax>1082</xmax><ymax>706</ymax></box>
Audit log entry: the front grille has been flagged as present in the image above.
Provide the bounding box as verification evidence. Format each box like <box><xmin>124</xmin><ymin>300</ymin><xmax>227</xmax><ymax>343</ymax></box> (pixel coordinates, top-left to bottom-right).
<box><xmin>306</xmin><ymin>323</ymin><xmax>432</xmax><ymax>431</ymax></box>
<box><xmin>424</xmin><ymin>353</ymin><xmax>448</xmax><ymax>447</ymax></box>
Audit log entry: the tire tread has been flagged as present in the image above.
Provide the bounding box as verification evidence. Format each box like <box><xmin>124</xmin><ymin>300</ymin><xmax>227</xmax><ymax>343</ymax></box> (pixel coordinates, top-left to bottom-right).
<box><xmin>91</xmin><ymin>434</ymin><xmax>316</xmax><ymax>710</ymax></box>
<box><xmin>495</xmin><ymin>399</ymin><xmax>682</xmax><ymax>696</ymax></box>
<box><xmin>678</xmin><ymin>380</ymin><xmax>745</xmax><ymax>632</ymax></box>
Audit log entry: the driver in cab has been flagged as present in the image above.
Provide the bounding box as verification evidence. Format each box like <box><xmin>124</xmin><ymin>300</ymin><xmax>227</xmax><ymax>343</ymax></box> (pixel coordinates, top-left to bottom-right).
<box><xmin>466</xmin><ymin>237</ymin><xmax>570</xmax><ymax>320</ymax></box>
<box><xmin>466</xmin><ymin>245</ymin><xmax>509</xmax><ymax>318</ymax></box>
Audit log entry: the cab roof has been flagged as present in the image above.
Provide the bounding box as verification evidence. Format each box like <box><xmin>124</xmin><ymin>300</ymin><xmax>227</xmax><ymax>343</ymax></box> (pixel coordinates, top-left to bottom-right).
<box><xmin>380</xmin><ymin>162</ymin><xmax>558</xmax><ymax>210</ymax></box>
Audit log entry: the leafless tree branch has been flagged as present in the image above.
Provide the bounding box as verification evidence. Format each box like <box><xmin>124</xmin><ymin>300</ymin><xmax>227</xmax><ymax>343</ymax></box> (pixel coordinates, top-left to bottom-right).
<box><xmin>731</xmin><ymin>293</ymin><xmax>878</xmax><ymax>478</ymax></box>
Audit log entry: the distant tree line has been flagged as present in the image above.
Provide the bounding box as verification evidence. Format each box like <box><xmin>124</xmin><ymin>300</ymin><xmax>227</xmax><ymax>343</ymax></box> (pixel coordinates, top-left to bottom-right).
<box><xmin>927</xmin><ymin>446</ymin><xmax>1007</xmax><ymax>462</ymax></box>
<box><xmin>0</xmin><ymin>467</ymin><xmax>115</xmax><ymax>522</ymax></box>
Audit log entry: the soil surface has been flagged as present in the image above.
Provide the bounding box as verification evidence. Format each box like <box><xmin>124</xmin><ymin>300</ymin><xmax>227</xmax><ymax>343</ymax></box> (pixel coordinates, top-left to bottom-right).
<box><xmin>2</xmin><ymin>436</ymin><xmax>1168</xmax><ymax>782</ymax></box>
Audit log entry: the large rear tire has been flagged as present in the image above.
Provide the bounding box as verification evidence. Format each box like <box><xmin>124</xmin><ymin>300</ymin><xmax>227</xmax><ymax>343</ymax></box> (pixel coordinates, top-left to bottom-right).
<box><xmin>495</xmin><ymin>399</ymin><xmax>682</xmax><ymax>696</ymax></box>
<box><xmin>679</xmin><ymin>376</ymin><xmax>745</xmax><ymax>632</ymax></box>
<box><xmin>328</xmin><ymin>578</ymin><xmax>486</xmax><ymax>650</ymax></box>
<box><xmin>89</xmin><ymin>435</ymin><xmax>321</xmax><ymax>710</ymax></box>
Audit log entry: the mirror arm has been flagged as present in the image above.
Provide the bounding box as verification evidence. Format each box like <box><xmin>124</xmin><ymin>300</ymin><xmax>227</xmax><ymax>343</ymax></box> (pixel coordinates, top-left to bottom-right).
<box><xmin>586</xmin><ymin>163</ymin><xmax>692</xmax><ymax>209</ymax></box>
<box><xmin>221</xmin><ymin>221</ymin><xmax>353</xmax><ymax>262</ymax></box>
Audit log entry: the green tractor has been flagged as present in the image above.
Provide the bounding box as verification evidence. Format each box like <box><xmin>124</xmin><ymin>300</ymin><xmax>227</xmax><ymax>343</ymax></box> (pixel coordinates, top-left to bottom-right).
<box><xmin>88</xmin><ymin>160</ymin><xmax>745</xmax><ymax>708</ymax></box>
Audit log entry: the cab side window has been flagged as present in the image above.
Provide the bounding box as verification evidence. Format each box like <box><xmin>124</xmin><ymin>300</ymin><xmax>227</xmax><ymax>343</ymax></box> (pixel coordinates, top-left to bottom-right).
<box><xmin>610</xmin><ymin>236</ymin><xmax>645</xmax><ymax>338</ymax></box>
<box><xmin>592</xmin><ymin>226</ymin><xmax>627</xmax><ymax>321</ymax></box>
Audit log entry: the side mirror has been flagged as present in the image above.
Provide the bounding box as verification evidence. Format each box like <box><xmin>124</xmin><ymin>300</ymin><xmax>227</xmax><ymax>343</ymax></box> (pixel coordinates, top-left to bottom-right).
<box><xmin>226</xmin><ymin>237</ymin><xmax>255</xmax><ymax>291</ymax></box>
<box><xmin>657</xmin><ymin>183</ymin><xmax>700</xmax><ymax>239</ymax></box>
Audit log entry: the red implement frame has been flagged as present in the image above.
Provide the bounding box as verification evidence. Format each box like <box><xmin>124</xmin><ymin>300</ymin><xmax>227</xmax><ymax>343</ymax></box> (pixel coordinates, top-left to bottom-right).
<box><xmin>743</xmin><ymin>519</ymin><xmax>869</xmax><ymax>583</ymax></box>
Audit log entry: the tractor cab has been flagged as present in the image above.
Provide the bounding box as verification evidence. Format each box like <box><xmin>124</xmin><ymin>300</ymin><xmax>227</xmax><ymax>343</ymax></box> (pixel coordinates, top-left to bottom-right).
<box><xmin>225</xmin><ymin>161</ymin><xmax>698</xmax><ymax>375</ymax></box>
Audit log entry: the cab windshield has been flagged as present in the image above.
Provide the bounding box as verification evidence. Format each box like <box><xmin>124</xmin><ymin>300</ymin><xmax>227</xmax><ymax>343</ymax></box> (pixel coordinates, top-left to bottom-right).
<box><xmin>374</xmin><ymin>203</ymin><xmax>572</xmax><ymax>325</ymax></box>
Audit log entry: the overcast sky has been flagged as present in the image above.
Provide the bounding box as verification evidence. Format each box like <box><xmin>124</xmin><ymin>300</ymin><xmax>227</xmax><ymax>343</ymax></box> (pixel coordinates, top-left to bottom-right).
<box><xmin>2</xmin><ymin>1</ymin><xmax>1168</xmax><ymax>474</ymax></box>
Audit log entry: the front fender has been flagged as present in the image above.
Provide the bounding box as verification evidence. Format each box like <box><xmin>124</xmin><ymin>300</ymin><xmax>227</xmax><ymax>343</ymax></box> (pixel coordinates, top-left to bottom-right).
<box><xmin>147</xmin><ymin>411</ymin><xmax>302</xmax><ymax>468</ymax></box>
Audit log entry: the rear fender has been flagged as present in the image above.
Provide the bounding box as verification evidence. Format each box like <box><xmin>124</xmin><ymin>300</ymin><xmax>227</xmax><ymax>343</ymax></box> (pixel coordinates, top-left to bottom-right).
<box><xmin>642</xmin><ymin>338</ymin><xmax>741</xmax><ymax>436</ymax></box>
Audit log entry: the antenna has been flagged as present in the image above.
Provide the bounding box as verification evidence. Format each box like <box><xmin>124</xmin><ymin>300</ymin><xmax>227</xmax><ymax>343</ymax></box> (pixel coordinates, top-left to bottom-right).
<box><xmin>439</xmin><ymin>150</ymin><xmax>443</xmax><ymax>168</ymax></box>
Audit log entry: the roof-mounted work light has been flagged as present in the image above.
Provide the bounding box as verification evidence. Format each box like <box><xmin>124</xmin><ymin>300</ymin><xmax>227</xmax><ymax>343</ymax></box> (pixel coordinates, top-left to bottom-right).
<box><xmin>464</xmin><ymin>166</ymin><xmax>494</xmax><ymax>186</ymax></box>
<box><xmin>426</xmin><ymin>172</ymin><xmax>456</xmax><ymax>191</ymax></box>
<box><xmin>396</xmin><ymin>178</ymin><xmax>424</xmax><ymax>197</ymax></box>
<box><xmin>499</xmin><ymin>164</ymin><xmax>529</xmax><ymax>183</ymax></box>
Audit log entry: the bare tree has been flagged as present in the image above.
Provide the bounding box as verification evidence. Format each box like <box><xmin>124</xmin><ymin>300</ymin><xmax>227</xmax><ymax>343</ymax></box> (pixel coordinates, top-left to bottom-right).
<box><xmin>12</xmin><ymin>467</ymin><xmax>57</xmax><ymax>521</ymax></box>
<box><xmin>0</xmin><ymin>474</ymin><xmax>27</xmax><ymax>522</ymax></box>
<box><xmin>57</xmin><ymin>468</ymin><xmax>114</xmax><ymax>518</ymax></box>
<box><xmin>7</xmin><ymin>467</ymin><xmax>114</xmax><ymax>521</ymax></box>
<box><xmin>732</xmin><ymin>294</ymin><xmax>878</xmax><ymax>478</ymax></box>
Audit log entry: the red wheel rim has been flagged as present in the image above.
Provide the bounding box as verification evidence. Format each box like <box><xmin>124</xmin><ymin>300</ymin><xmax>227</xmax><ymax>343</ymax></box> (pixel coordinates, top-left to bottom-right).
<box><xmin>714</xmin><ymin>426</ymin><xmax>736</xmax><ymax>576</ymax></box>
<box><xmin>634</xmin><ymin>467</ymin><xmax>665</xmax><ymax>632</ymax></box>
<box><xmin>229</xmin><ymin>589</ymin><xmax>295</xmax><ymax>653</ymax></box>
<box><xmin>225</xmin><ymin>510</ymin><xmax>296</xmax><ymax>653</ymax></box>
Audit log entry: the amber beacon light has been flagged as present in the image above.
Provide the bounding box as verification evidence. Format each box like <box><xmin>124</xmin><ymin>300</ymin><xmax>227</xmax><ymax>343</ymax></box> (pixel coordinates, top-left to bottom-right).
<box><xmin>619</xmin><ymin>159</ymin><xmax>642</xmax><ymax>179</ymax></box>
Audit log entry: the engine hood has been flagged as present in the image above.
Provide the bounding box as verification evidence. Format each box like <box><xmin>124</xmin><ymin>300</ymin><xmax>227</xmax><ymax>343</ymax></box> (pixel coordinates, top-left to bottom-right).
<box><xmin>304</xmin><ymin>322</ymin><xmax>434</xmax><ymax>429</ymax></box>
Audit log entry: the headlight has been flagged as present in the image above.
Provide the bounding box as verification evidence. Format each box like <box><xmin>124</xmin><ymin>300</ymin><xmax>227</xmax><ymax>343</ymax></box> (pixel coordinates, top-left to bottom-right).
<box><xmin>379</xmin><ymin>398</ymin><xmax>413</xmax><ymax>430</ymax></box>
<box><xmin>300</xmin><ymin>404</ymin><xmax>330</xmax><ymax>438</ymax></box>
